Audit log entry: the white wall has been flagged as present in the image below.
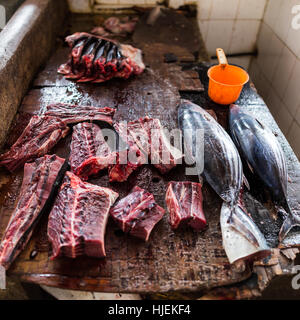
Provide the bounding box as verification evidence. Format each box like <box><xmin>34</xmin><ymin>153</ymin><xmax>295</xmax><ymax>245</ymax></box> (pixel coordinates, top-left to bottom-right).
<box><xmin>67</xmin><ymin>0</ymin><xmax>196</xmax><ymax>12</ymax></box>
<box><xmin>249</xmin><ymin>0</ymin><xmax>300</xmax><ymax>159</ymax></box>
<box><xmin>197</xmin><ymin>0</ymin><xmax>267</xmax><ymax>70</ymax></box>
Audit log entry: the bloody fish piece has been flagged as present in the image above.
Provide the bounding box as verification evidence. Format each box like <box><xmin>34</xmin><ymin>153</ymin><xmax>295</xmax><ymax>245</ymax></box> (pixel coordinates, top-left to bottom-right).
<box><xmin>47</xmin><ymin>171</ymin><xmax>119</xmax><ymax>259</ymax></box>
<box><xmin>69</xmin><ymin>122</ymin><xmax>111</xmax><ymax>178</ymax></box>
<box><xmin>0</xmin><ymin>116</ymin><xmax>69</xmax><ymax>172</ymax></box>
<box><xmin>41</xmin><ymin>103</ymin><xmax>115</xmax><ymax>126</ymax></box>
<box><xmin>58</xmin><ymin>33</ymin><xmax>145</xmax><ymax>83</ymax></box>
<box><xmin>76</xmin><ymin>38</ymin><xmax>100</xmax><ymax>83</ymax></box>
<box><xmin>110</xmin><ymin>186</ymin><xmax>165</xmax><ymax>241</ymax></box>
<box><xmin>165</xmin><ymin>181</ymin><xmax>206</xmax><ymax>231</ymax></box>
<box><xmin>0</xmin><ymin>155</ymin><xmax>67</xmax><ymax>269</ymax></box>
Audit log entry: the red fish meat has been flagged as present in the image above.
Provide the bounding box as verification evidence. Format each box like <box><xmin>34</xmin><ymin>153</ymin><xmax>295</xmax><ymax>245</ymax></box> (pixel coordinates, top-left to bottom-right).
<box><xmin>58</xmin><ymin>32</ymin><xmax>145</xmax><ymax>83</ymax></box>
<box><xmin>0</xmin><ymin>155</ymin><xmax>67</xmax><ymax>269</ymax></box>
<box><xmin>47</xmin><ymin>171</ymin><xmax>119</xmax><ymax>259</ymax></box>
<box><xmin>110</xmin><ymin>186</ymin><xmax>165</xmax><ymax>241</ymax></box>
<box><xmin>165</xmin><ymin>181</ymin><xmax>207</xmax><ymax>231</ymax></box>
<box><xmin>0</xmin><ymin>116</ymin><xmax>69</xmax><ymax>172</ymax></box>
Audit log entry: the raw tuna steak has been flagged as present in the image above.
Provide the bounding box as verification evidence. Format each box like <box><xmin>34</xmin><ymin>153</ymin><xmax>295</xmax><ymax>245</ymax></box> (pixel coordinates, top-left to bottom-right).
<box><xmin>108</xmin><ymin>149</ymin><xmax>145</xmax><ymax>182</ymax></box>
<box><xmin>69</xmin><ymin>122</ymin><xmax>144</xmax><ymax>182</ymax></box>
<box><xmin>69</xmin><ymin>122</ymin><xmax>111</xmax><ymax>179</ymax></box>
<box><xmin>58</xmin><ymin>32</ymin><xmax>145</xmax><ymax>83</ymax></box>
<box><xmin>143</xmin><ymin>117</ymin><xmax>183</xmax><ymax>174</ymax></box>
<box><xmin>41</xmin><ymin>103</ymin><xmax>115</xmax><ymax>125</ymax></box>
<box><xmin>110</xmin><ymin>186</ymin><xmax>165</xmax><ymax>241</ymax></box>
<box><xmin>114</xmin><ymin>117</ymin><xmax>182</xmax><ymax>174</ymax></box>
<box><xmin>47</xmin><ymin>171</ymin><xmax>119</xmax><ymax>259</ymax></box>
<box><xmin>165</xmin><ymin>181</ymin><xmax>206</xmax><ymax>231</ymax></box>
<box><xmin>0</xmin><ymin>116</ymin><xmax>69</xmax><ymax>172</ymax></box>
<box><xmin>0</xmin><ymin>155</ymin><xmax>67</xmax><ymax>269</ymax></box>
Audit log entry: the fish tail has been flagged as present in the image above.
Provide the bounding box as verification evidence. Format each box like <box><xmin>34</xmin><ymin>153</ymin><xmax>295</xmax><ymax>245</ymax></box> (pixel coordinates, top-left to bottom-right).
<box><xmin>228</xmin><ymin>204</ymin><xmax>260</xmax><ymax>247</ymax></box>
<box><xmin>278</xmin><ymin>206</ymin><xmax>300</xmax><ymax>241</ymax></box>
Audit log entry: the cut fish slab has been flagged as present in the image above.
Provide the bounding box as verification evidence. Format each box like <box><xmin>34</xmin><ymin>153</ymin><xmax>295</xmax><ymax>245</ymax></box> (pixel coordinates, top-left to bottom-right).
<box><xmin>58</xmin><ymin>32</ymin><xmax>145</xmax><ymax>83</ymax></box>
<box><xmin>110</xmin><ymin>186</ymin><xmax>165</xmax><ymax>241</ymax></box>
<box><xmin>69</xmin><ymin>122</ymin><xmax>144</xmax><ymax>182</ymax></box>
<box><xmin>165</xmin><ymin>181</ymin><xmax>206</xmax><ymax>231</ymax></box>
<box><xmin>0</xmin><ymin>116</ymin><xmax>69</xmax><ymax>172</ymax></box>
<box><xmin>114</xmin><ymin>117</ymin><xmax>183</xmax><ymax>174</ymax></box>
<box><xmin>0</xmin><ymin>155</ymin><xmax>67</xmax><ymax>269</ymax></box>
<box><xmin>41</xmin><ymin>103</ymin><xmax>116</xmax><ymax>125</ymax></box>
<box><xmin>47</xmin><ymin>171</ymin><xmax>119</xmax><ymax>259</ymax></box>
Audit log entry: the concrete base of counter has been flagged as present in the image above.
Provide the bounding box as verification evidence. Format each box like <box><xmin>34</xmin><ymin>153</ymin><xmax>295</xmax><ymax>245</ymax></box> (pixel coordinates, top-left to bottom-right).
<box><xmin>0</xmin><ymin>0</ymin><xmax>68</xmax><ymax>149</ymax></box>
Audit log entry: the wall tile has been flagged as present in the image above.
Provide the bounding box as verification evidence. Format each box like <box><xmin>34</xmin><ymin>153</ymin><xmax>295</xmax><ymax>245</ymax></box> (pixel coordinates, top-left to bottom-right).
<box><xmin>198</xmin><ymin>20</ymin><xmax>209</xmax><ymax>42</ymax></box>
<box><xmin>274</xmin><ymin>0</ymin><xmax>296</xmax><ymax>42</ymax></box>
<box><xmin>67</xmin><ymin>0</ymin><xmax>93</xmax><ymax>12</ymax></box>
<box><xmin>287</xmin><ymin>121</ymin><xmax>300</xmax><ymax>158</ymax></box>
<box><xmin>121</xmin><ymin>0</ymin><xmax>146</xmax><ymax>4</ymax></box>
<box><xmin>205</xmin><ymin>20</ymin><xmax>234</xmax><ymax>55</ymax></box>
<box><xmin>264</xmin><ymin>0</ymin><xmax>282</xmax><ymax>31</ymax></box>
<box><xmin>237</xmin><ymin>0</ymin><xmax>267</xmax><ymax>20</ymax></box>
<box><xmin>272</xmin><ymin>99</ymin><xmax>293</xmax><ymax>135</ymax></box>
<box><xmin>286</xmin><ymin>23</ymin><xmax>300</xmax><ymax>58</ymax></box>
<box><xmin>227</xmin><ymin>56</ymin><xmax>251</xmax><ymax>70</ymax></box>
<box><xmin>283</xmin><ymin>58</ymin><xmax>300</xmax><ymax>117</ymax></box>
<box><xmin>263</xmin><ymin>86</ymin><xmax>281</xmax><ymax>116</ymax></box>
<box><xmin>210</xmin><ymin>0</ymin><xmax>239</xmax><ymax>20</ymax></box>
<box><xmin>249</xmin><ymin>60</ymin><xmax>272</xmax><ymax>101</ymax></box>
<box><xmin>197</xmin><ymin>0</ymin><xmax>212</xmax><ymax>20</ymax></box>
<box><xmin>256</xmin><ymin>25</ymin><xmax>284</xmax><ymax>82</ymax></box>
<box><xmin>98</xmin><ymin>0</ymin><xmax>119</xmax><ymax>4</ymax></box>
<box><xmin>256</xmin><ymin>22</ymin><xmax>273</xmax><ymax>57</ymax></box>
<box><xmin>168</xmin><ymin>0</ymin><xmax>185</xmax><ymax>9</ymax></box>
<box><xmin>272</xmin><ymin>45</ymin><xmax>297</xmax><ymax>100</ymax></box>
<box><xmin>229</xmin><ymin>20</ymin><xmax>260</xmax><ymax>54</ymax></box>
<box><xmin>295</xmin><ymin>104</ymin><xmax>300</xmax><ymax>126</ymax></box>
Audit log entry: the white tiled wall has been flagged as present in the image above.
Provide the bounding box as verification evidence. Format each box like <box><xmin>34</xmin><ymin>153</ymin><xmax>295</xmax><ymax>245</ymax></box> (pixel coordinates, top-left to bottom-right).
<box><xmin>67</xmin><ymin>0</ymin><xmax>196</xmax><ymax>11</ymax></box>
<box><xmin>197</xmin><ymin>0</ymin><xmax>267</xmax><ymax>69</ymax></box>
<box><xmin>249</xmin><ymin>0</ymin><xmax>300</xmax><ymax>159</ymax></box>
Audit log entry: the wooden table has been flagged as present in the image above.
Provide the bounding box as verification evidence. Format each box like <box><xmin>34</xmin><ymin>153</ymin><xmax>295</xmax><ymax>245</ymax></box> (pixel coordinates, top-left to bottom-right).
<box><xmin>0</xmin><ymin>8</ymin><xmax>300</xmax><ymax>299</ymax></box>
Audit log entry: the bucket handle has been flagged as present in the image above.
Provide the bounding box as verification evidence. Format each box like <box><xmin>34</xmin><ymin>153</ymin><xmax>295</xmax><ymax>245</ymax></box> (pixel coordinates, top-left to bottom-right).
<box><xmin>216</xmin><ymin>48</ymin><xmax>228</xmax><ymax>69</ymax></box>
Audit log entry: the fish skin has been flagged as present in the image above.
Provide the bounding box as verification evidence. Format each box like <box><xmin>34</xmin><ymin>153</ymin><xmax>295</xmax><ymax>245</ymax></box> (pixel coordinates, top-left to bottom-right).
<box><xmin>229</xmin><ymin>104</ymin><xmax>300</xmax><ymax>241</ymax></box>
<box><xmin>178</xmin><ymin>100</ymin><xmax>270</xmax><ymax>263</ymax></box>
<box><xmin>221</xmin><ymin>202</ymin><xmax>271</xmax><ymax>264</ymax></box>
<box><xmin>178</xmin><ymin>99</ymin><xmax>243</xmax><ymax>207</ymax></box>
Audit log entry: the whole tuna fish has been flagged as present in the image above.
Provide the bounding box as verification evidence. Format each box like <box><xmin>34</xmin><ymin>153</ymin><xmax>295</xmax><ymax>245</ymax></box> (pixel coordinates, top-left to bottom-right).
<box><xmin>229</xmin><ymin>104</ymin><xmax>300</xmax><ymax>241</ymax></box>
<box><xmin>178</xmin><ymin>100</ymin><xmax>270</xmax><ymax>263</ymax></box>
<box><xmin>178</xmin><ymin>99</ymin><xmax>242</xmax><ymax>206</ymax></box>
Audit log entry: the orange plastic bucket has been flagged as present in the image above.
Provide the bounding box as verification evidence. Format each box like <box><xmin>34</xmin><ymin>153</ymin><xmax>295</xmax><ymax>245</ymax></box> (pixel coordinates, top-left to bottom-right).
<box><xmin>207</xmin><ymin>49</ymin><xmax>249</xmax><ymax>105</ymax></box>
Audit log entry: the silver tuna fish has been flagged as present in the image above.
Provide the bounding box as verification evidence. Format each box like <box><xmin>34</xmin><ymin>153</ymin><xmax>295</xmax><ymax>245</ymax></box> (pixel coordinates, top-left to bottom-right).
<box><xmin>178</xmin><ymin>99</ymin><xmax>270</xmax><ymax>263</ymax></box>
<box><xmin>178</xmin><ymin>99</ymin><xmax>242</xmax><ymax>207</ymax></box>
<box><xmin>229</xmin><ymin>104</ymin><xmax>300</xmax><ymax>241</ymax></box>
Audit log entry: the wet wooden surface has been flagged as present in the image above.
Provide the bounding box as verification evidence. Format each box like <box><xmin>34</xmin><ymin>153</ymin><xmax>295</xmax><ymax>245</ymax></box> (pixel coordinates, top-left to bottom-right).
<box><xmin>0</xmin><ymin>8</ymin><xmax>300</xmax><ymax>297</ymax></box>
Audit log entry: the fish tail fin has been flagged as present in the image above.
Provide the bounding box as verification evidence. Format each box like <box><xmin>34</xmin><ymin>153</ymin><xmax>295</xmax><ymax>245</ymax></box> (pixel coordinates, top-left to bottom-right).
<box><xmin>228</xmin><ymin>204</ymin><xmax>260</xmax><ymax>247</ymax></box>
<box><xmin>278</xmin><ymin>206</ymin><xmax>300</xmax><ymax>242</ymax></box>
